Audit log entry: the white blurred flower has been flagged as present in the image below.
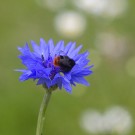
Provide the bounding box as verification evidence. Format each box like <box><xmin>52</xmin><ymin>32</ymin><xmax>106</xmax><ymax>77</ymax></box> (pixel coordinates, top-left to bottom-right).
<box><xmin>54</xmin><ymin>11</ymin><xmax>86</xmax><ymax>38</ymax></box>
<box><xmin>105</xmin><ymin>106</ymin><xmax>133</xmax><ymax>134</ymax></box>
<box><xmin>80</xmin><ymin>110</ymin><xmax>106</xmax><ymax>134</ymax></box>
<box><xmin>126</xmin><ymin>56</ymin><xmax>135</xmax><ymax>77</ymax></box>
<box><xmin>96</xmin><ymin>32</ymin><xmax>127</xmax><ymax>60</ymax></box>
<box><xmin>73</xmin><ymin>0</ymin><xmax>127</xmax><ymax>18</ymax></box>
<box><xmin>35</xmin><ymin>0</ymin><xmax>66</xmax><ymax>11</ymax></box>
<box><xmin>80</xmin><ymin>106</ymin><xmax>132</xmax><ymax>134</ymax></box>
<box><xmin>73</xmin><ymin>0</ymin><xmax>107</xmax><ymax>16</ymax></box>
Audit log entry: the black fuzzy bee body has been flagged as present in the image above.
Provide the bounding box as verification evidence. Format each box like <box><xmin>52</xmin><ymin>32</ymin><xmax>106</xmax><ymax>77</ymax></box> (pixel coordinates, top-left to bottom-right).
<box><xmin>53</xmin><ymin>55</ymin><xmax>75</xmax><ymax>72</ymax></box>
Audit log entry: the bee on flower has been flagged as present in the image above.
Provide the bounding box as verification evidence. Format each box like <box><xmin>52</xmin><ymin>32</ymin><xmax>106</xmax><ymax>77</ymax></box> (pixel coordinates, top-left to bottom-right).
<box><xmin>17</xmin><ymin>38</ymin><xmax>93</xmax><ymax>93</ymax></box>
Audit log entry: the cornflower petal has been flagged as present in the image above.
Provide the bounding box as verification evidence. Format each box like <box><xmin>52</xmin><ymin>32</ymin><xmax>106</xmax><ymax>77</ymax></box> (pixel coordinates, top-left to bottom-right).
<box><xmin>67</xmin><ymin>42</ymin><xmax>76</xmax><ymax>56</ymax></box>
<box><xmin>53</xmin><ymin>40</ymin><xmax>64</xmax><ymax>56</ymax></box>
<box><xmin>71</xmin><ymin>76</ymin><xmax>90</xmax><ymax>86</ymax></box>
<box><xmin>31</xmin><ymin>40</ymin><xmax>41</xmax><ymax>57</ymax></box>
<box><xmin>71</xmin><ymin>45</ymin><xmax>82</xmax><ymax>58</ymax></box>
<box><xmin>48</xmin><ymin>39</ymin><xmax>54</xmax><ymax>54</ymax></box>
<box><xmin>64</xmin><ymin>42</ymin><xmax>73</xmax><ymax>54</ymax></box>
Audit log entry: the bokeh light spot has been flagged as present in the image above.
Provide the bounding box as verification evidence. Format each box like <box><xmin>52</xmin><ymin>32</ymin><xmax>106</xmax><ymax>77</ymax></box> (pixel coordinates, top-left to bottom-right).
<box><xmin>95</xmin><ymin>32</ymin><xmax>127</xmax><ymax>60</ymax></box>
<box><xmin>54</xmin><ymin>11</ymin><xmax>86</xmax><ymax>38</ymax></box>
<box><xmin>73</xmin><ymin>0</ymin><xmax>128</xmax><ymax>18</ymax></box>
<box><xmin>80</xmin><ymin>106</ymin><xmax>132</xmax><ymax>134</ymax></box>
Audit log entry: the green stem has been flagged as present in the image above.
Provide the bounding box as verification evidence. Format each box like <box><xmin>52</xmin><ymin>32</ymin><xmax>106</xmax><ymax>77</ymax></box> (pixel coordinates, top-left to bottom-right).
<box><xmin>36</xmin><ymin>90</ymin><xmax>52</xmax><ymax>135</ymax></box>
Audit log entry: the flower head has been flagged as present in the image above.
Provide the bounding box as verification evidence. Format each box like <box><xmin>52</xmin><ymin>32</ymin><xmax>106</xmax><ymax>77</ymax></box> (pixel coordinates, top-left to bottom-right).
<box><xmin>17</xmin><ymin>38</ymin><xmax>93</xmax><ymax>93</ymax></box>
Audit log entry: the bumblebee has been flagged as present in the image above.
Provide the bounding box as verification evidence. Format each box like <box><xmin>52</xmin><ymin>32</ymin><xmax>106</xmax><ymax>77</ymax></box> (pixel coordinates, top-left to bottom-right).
<box><xmin>53</xmin><ymin>55</ymin><xmax>75</xmax><ymax>72</ymax></box>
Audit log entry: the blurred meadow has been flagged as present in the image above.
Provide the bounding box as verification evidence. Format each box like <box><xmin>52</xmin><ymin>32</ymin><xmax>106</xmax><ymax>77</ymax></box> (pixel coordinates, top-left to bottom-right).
<box><xmin>0</xmin><ymin>0</ymin><xmax>135</xmax><ymax>135</ymax></box>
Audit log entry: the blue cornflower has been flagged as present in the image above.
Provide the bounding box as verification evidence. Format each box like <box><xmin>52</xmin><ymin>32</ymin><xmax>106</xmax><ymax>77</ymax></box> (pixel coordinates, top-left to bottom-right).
<box><xmin>17</xmin><ymin>38</ymin><xmax>93</xmax><ymax>93</ymax></box>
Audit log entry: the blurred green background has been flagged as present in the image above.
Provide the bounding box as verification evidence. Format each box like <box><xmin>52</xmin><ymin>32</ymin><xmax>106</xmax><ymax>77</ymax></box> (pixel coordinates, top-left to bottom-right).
<box><xmin>0</xmin><ymin>0</ymin><xmax>135</xmax><ymax>135</ymax></box>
